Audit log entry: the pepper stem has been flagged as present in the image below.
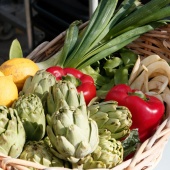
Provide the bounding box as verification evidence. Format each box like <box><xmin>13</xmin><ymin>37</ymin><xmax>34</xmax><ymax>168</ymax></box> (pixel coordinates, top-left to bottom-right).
<box><xmin>62</xmin><ymin>74</ymin><xmax>81</xmax><ymax>87</ymax></box>
<box><xmin>130</xmin><ymin>90</ymin><xmax>147</xmax><ymax>100</ymax></box>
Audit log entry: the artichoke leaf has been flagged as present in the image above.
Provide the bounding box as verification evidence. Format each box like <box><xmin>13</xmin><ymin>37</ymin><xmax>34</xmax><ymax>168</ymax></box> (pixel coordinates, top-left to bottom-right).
<box><xmin>47</xmin><ymin>126</ymin><xmax>60</xmax><ymax>150</ymax></box>
<box><xmin>75</xmin><ymin>141</ymin><xmax>92</xmax><ymax>158</ymax></box>
<box><xmin>88</xmin><ymin>119</ymin><xmax>99</xmax><ymax>149</ymax></box>
<box><xmin>55</xmin><ymin>136</ymin><xmax>76</xmax><ymax>158</ymax></box>
<box><xmin>67</xmin><ymin>88</ymin><xmax>80</xmax><ymax>108</ymax></box>
<box><xmin>52</xmin><ymin>119</ymin><xmax>66</xmax><ymax>136</ymax></box>
<box><xmin>66</xmin><ymin>124</ymin><xmax>87</xmax><ymax>147</ymax></box>
<box><xmin>73</xmin><ymin>108</ymin><xmax>90</xmax><ymax>136</ymax></box>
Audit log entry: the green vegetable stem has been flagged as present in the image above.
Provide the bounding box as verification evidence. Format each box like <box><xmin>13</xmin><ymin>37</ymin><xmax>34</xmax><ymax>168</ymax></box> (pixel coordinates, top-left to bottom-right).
<box><xmin>35</xmin><ymin>0</ymin><xmax>170</xmax><ymax>70</ymax></box>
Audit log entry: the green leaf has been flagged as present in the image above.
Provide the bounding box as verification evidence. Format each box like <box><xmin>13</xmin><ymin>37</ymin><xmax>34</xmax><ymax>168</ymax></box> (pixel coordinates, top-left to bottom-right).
<box><xmin>119</xmin><ymin>48</ymin><xmax>138</xmax><ymax>66</ymax></box>
<box><xmin>9</xmin><ymin>39</ymin><xmax>23</xmax><ymax>59</ymax></box>
<box><xmin>97</xmin><ymin>78</ymin><xmax>115</xmax><ymax>99</ymax></box>
<box><xmin>81</xmin><ymin>65</ymin><xmax>109</xmax><ymax>87</ymax></box>
<box><xmin>104</xmin><ymin>57</ymin><xmax>123</xmax><ymax>69</ymax></box>
<box><xmin>121</xmin><ymin>129</ymin><xmax>140</xmax><ymax>159</ymax></box>
<box><xmin>57</xmin><ymin>20</ymin><xmax>81</xmax><ymax>67</ymax></box>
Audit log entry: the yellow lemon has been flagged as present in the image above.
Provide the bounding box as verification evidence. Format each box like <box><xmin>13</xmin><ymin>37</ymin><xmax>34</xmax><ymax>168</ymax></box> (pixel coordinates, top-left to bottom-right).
<box><xmin>0</xmin><ymin>71</ymin><xmax>4</xmax><ymax>76</ymax></box>
<box><xmin>0</xmin><ymin>75</ymin><xmax>18</xmax><ymax>107</ymax></box>
<box><xmin>0</xmin><ymin>58</ymin><xmax>39</xmax><ymax>90</ymax></box>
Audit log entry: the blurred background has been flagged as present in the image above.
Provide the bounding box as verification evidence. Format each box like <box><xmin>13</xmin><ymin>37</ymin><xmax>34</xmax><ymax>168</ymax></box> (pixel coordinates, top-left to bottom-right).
<box><xmin>0</xmin><ymin>0</ymin><xmax>91</xmax><ymax>64</ymax></box>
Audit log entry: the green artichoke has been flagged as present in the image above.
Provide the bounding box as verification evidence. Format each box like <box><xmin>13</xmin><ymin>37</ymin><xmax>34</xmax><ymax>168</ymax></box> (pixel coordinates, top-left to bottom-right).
<box><xmin>19</xmin><ymin>69</ymin><xmax>57</xmax><ymax>99</ymax></box>
<box><xmin>19</xmin><ymin>139</ymin><xmax>71</xmax><ymax>168</ymax></box>
<box><xmin>82</xmin><ymin>129</ymin><xmax>123</xmax><ymax>169</ymax></box>
<box><xmin>12</xmin><ymin>93</ymin><xmax>46</xmax><ymax>141</ymax></box>
<box><xmin>88</xmin><ymin>100</ymin><xmax>132</xmax><ymax>140</ymax></box>
<box><xmin>46</xmin><ymin>80</ymin><xmax>86</xmax><ymax>116</ymax></box>
<box><xmin>46</xmin><ymin>99</ymin><xmax>99</xmax><ymax>166</ymax></box>
<box><xmin>0</xmin><ymin>106</ymin><xmax>26</xmax><ymax>158</ymax></box>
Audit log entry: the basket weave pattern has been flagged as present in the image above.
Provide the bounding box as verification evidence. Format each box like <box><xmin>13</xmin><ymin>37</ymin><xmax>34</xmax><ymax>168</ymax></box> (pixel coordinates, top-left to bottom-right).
<box><xmin>127</xmin><ymin>24</ymin><xmax>170</xmax><ymax>61</ymax></box>
<box><xmin>1</xmin><ymin>24</ymin><xmax>170</xmax><ymax>170</ymax></box>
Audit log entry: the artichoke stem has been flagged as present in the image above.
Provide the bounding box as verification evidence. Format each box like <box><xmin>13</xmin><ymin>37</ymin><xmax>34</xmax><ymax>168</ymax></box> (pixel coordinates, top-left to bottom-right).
<box><xmin>72</xmin><ymin>163</ymin><xmax>83</xmax><ymax>170</ymax></box>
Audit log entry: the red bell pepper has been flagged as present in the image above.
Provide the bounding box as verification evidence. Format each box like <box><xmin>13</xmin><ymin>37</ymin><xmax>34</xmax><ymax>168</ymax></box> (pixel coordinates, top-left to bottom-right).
<box><xmin>105</xmin><ymin>84</ymin><xmax>165</xmax><ymax>142</ymax></box>
<box><xmin>46</xmin><ymin>66</ymin><xmax>96</xmax><ymax>104</ymax></box>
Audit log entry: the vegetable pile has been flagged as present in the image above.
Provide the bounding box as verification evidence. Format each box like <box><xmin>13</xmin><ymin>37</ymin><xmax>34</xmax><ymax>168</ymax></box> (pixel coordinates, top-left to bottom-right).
<box><xmin>0</xmin><ymin>0</ymin><xmax>170</xmax><ymax>169</ymax></box>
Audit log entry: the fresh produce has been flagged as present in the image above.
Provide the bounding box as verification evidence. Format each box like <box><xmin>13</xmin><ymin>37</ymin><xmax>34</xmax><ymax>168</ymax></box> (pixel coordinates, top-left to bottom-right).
<box><xmin>88</xmin><ymin>100</ymin><xmax>132</xmax><ymax>140</ymax></box>
<box><xmin>0</xmin><ymin>106</ymin><xmax>26</xmax><ymax>158</ymax></box>
<box><xmin>0</xmin><ymin>58</ymin><xmax>39</xmax><ymax>90</ymax></box>
<box><xmin>36</xmin><ymin>0</ymin><xmax>170</xmax><ymax>70</ymax></box>
<box><xmin>122</xmin><ymin>129</ymin><xmax>140</xmax><ymax>160</ymax></box>
<box><xmin>0</xmin><ymin>75</ymin><xmax>18</xmax><ymax>107</ymax></box>
<box><xmin>20</xmin><ymin>69</ymin><xmax>57</xmax><ymax>100</ymax></box>
<box><xmin>45</xmin><ymin>80</ymin><xmax>87</xmax><ymax>117</ymax></box>
<box><xmin>81</xmin><ymin>130</ymin><xmax>123</xmax><ymax>169</ymax></box>
<box><xmin>46</xmin><ymin>94</ymin><xmax>99</xmax><ymax>168</ymax></box>
<box><xmin>9</xmin><ymin>39</ymin><xmax>23</xmax><ymax>59</ymax></box>
<box><xmin>129</xmin><ymin>55</ymin><xmax>170</xmax><ymax>90</ymax></box>
<box><xmin>46</xmin><ymin>66</ymin><xmax>96</xmax><ymax>104</ymax></box>
<box><xmin>105</xmin><ymin>84</ymin><xmax>165</xmax><ymax>142</ymax></box>
<box><xmin>129</xmin><ymin>54</ymin><xmax>170</xmax><ymax>117</ymax></box>
<box><xmin>81</xmin><ymin>48</ymin><xmax>138</xmax><ymax>98</ymax></box>
<box><xmin>12</xmin><ymin>93</ymin><xmax>46</xmax><ymax>141</ymax></box>
<box><xmin>0</xmin><ymin>71</ymin><xmax>4</xmax><ymax>76</ymax></box>
<box><xmin>19</xmin><ymin>140</ymin><xmax>71</xmax><ymax>168</ymax></box>
<box><xmin>96</xmin><ymin>48</ymin><xmax>137</xmax><ymax>85</ymax></box>
<box><xmin>1</xmin><ymin>0</ymin><xmax>170</xmax><ymax>169</ymax></box>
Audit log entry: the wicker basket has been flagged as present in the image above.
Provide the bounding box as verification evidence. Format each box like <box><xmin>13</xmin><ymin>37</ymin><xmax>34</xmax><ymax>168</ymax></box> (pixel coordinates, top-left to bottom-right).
<box><xmin>1</xmin><ymin>23</ymin><xmax>170</xmax><ymax>170</ymax></box>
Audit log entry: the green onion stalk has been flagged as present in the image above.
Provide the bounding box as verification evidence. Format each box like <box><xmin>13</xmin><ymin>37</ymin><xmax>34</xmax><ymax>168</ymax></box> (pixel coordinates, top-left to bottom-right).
<box><xmin>36</xmin><ymin>0</ymin><xmax>170</xmax><ymax>71</ymax></box>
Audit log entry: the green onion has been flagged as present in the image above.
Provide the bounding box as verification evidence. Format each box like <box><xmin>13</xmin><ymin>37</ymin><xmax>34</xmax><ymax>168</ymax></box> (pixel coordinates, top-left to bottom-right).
<box><xmin>64</xmin><ymin>0</ymin><xmax>118</xmax><ymax>66</ymax></box>
<box><xmin>56</xmin><ymin>20</ymin><xmax>82</xmax><ymax>67</ymax></box>
<box><xmin>35</xmin><ymin>0</ymin><xmax>170</xmax><ymax>70</ymax></box>
<box><xmin>68</xmin><ymin>22</ymin><xmax>166</xmax><ymax>69</ymax></box>
<box><xmin>104</xmin><ymin>0</ymin><xmax>170</xmax><ymax>39</ymax></box>
<box><xmin>84</xmin><ymin>0</ymin><xmax>138</xmax><ymax>51</ymax></box>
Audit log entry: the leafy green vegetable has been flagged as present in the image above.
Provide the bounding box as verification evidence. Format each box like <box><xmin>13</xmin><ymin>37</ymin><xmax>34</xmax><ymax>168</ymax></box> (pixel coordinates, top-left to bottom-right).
<box><xmin>9</xmin><ymin>39</ymin><xmax>23</xmax><ymax>59</ymax></box>
<box><xmin>122</xmin><ymin>129</ymin><xmax>140</xmax><ymax>159</ymax></box>
<box><xmin>36</xmin><ymin>0</ymin><xmax>170</xmax><ymax>70</ymax></box>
